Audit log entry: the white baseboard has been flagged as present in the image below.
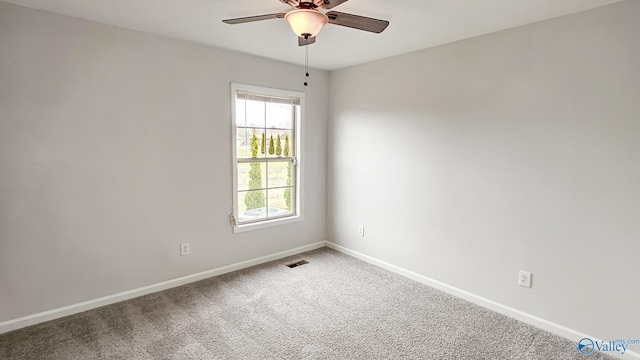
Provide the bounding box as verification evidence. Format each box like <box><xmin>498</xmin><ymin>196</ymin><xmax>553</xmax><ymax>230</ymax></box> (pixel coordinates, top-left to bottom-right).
<box><xmin>0</xmin><ymin>241</ymin><xmax>326</xmax><ymax>335</ymax></box>
<box><xmin>326</xmin><ymin>241</ymin><xmax>639</xmax><ymax>360</ymax></box>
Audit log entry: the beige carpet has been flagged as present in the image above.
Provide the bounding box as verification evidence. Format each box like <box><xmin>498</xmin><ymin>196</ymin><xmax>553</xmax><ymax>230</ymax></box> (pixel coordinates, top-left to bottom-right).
<box><xmin>0</xmin><ymin>247</ymin><xmax>615</xmax><ymax>359</ymax></box>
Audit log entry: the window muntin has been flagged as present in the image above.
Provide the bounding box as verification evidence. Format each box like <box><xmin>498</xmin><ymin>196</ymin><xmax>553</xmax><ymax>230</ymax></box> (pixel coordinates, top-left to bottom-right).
<box><xmin>231</xmin><ymin>83</ymin><xmax>303</xmax><ymax>232</ymax></box>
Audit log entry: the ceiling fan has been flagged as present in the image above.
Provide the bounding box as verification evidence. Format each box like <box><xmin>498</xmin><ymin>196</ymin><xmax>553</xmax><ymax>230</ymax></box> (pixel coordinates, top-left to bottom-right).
<box><xmin>222</xmin><ymin>0</ymin><xmax>390</xmax><ymax>47</ymax></box>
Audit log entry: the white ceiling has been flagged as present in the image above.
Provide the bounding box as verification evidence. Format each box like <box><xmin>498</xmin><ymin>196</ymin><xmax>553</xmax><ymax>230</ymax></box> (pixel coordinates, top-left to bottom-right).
<box><xmin>2</xmin><ymin>0</ymin><xmax>622</xmax><ymax>70</ymax></box>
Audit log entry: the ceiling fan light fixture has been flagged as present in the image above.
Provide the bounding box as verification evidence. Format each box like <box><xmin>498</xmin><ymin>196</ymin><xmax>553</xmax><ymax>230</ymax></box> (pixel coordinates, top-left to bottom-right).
<box><xmin>285</xmin><ymin>9</ymin><xmax>328</xmax><ymax>38</ymax></box>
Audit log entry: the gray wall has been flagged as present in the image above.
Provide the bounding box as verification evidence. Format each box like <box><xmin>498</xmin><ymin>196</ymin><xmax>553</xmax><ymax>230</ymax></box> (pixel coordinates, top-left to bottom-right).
<box><xmin>0</xmin><ymin>2</ymin><xmax>328</xmax><ymax>321</ymax></box>
<box><xmin>328</xmin><ymin>1</ymin><xmax>639</xmax><ymax>340</ymax></box>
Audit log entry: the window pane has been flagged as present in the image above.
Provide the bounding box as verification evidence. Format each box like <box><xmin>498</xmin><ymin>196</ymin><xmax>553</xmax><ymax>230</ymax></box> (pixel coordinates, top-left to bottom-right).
<box><xmin>238</xmin><ymin>190</ymin><xmax>266</xmax><ymax>216</ymax></box>
<box><xmin>257</xmin><ymin>130</ymin><xmax>267</xmax><ymax>158</ymax></box>
<box><xmin>267</xmin><ymin>161</ymin><xmax>292</xmax><ymax>188</ymax></box>
<box><xmin>267</xmin><ymin>187</ymin><xmax>293</xmax><ymax>214</ymax></box>
<box><xmin>240</xmin><ymin>129</ymin><xmax>262</xmax><ymax>159</ymax></box>
<box><xmin>237</xmin><ymin>162</ymin><xmax>266</xmax><ymax>191</ymax></box>
<box><xmin>236</xmin><ymin>98</ymin><xmax>246</xmax><ymax>127</ymax></box>
<box><xmin>236</xmin><ymin>128</ymin><xmax>249</xmax><ymax>158</ymax></box>
<box><xmin>266</xmin><ymin>102</ymin><xmax>292</xmax><ymax>129</ymax></box>
<box><xmin>246</xmin><ymin>99</ymin><xmax>265</xmax><ymax>128</ymax></box>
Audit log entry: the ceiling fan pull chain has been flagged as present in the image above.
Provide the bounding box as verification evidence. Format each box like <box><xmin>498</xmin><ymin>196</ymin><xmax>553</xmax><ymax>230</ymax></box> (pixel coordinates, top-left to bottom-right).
<box><xmin>304</xmin><ymin>42</ymin><xmax>309</xmax><ymax>86</ymax></box>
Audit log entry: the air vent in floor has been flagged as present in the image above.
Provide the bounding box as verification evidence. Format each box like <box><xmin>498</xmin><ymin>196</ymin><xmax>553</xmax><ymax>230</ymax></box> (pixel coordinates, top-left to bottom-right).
<box><xmin>286</xmin><ymin>260</ymin><xmax>308</xmax><ymax>268</ymax></box>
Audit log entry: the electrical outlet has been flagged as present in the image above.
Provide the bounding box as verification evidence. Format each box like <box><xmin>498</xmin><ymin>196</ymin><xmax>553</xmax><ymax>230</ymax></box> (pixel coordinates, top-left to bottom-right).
<box><xmin>358</xmin><ymin>226</ymin><xmax>365</xmax><ymax>237</ymax></box>
<box><xmin>180</xmin><ymin>243</ymin><xmax>190</xmax><ymax>256</ymax></box>
<box><xmin>519</xmin><ymin>270</ymin><xmax>532</xmax><ymax>288</ymax></box>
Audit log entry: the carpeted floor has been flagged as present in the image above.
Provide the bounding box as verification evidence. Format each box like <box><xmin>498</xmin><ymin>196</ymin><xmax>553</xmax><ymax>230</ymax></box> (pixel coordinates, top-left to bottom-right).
<box><xmin>0</xmin><ymin>247</ymin><xmax>614</xmax><ymax>359</ymax></box>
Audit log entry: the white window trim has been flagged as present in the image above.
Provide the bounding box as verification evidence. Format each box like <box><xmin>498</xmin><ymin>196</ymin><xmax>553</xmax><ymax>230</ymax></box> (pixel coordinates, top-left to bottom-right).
<box><xmin>230</xmin><ymin>82</ymin><xmax>304</xmax><ymax>233</ymax></box>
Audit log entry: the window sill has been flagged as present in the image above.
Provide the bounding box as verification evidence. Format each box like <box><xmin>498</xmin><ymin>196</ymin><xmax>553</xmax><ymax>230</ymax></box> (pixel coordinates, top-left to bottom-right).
<box><xmin>233</xmin><ymin>214</ymin><xmax>303</xmax><ymax>233</ymax></box>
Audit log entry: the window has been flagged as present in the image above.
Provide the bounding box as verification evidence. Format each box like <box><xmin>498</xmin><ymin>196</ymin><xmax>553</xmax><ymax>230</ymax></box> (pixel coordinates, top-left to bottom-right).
<box><xmin>230</xmin><ymin>83</ymin><xmax>303</xmax><ymax>232</ymax></box>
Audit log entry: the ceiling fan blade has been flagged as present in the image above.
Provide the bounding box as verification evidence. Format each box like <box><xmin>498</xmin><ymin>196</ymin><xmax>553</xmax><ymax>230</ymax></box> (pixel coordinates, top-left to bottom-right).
<box><xmin>298</xmin><ymin>36</ymin><xmax>316</xmax><ymax>46</ymax></box>
<box><xmin>222</xmin><ymin>13</ymin><xmax>285</xmax><ymax>25</ymax></box>
<box><xmin>326</xmin><ymin>11</ymin><xmax>389</xmax><ymax>33</ymax></box>
<box><xmin>319</xmin><ymin>0</ymin><xmax>349</xmax><ymax>9</ymax></box>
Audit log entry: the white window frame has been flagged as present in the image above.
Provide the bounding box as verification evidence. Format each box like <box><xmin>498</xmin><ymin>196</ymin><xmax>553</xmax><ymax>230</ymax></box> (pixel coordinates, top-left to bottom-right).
<box><xmin>230</xmin><ymin>83</ymin><xmax>304</xmax><ymax>233</ymax></box>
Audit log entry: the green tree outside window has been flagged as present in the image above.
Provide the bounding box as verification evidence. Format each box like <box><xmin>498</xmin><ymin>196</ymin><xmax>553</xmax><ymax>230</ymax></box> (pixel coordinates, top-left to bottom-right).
<box><xmin>245</xmin><ymin>130</ymin><xmax>265</xmax><ymax>210</ymax></box>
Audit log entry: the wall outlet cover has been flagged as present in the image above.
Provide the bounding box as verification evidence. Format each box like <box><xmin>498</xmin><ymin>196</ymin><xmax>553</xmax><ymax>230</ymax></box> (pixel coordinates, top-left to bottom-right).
<box><xmin>519</xmin><ymin>270</ymin><xmax>532</xmax><ymax>288</ymax></box>
<box><xmin>181</xmin><ymin>243</ymin><xmax>190</xmax><ymax>256</ymax></box>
